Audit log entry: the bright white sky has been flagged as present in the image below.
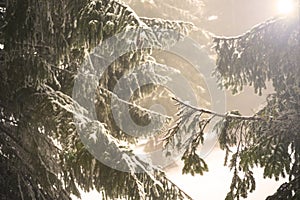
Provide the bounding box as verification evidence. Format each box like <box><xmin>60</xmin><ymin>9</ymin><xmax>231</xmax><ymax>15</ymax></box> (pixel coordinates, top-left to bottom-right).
<box><xmin>72</xmin><ymin>0</ymin><xmax>298</xmax><ymax>199</ymax></box>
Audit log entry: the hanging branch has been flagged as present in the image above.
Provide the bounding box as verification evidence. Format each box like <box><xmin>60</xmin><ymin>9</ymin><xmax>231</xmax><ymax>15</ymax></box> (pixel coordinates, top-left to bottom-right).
<box><xmin>172</xmin><ymin>97</ymin><xmax>262</xmax><ymax>120</ymax></box>
<box><xmin>212</xmin><ymin>17</ymin><xmax>282</xmax><ymax>41</ymax></box>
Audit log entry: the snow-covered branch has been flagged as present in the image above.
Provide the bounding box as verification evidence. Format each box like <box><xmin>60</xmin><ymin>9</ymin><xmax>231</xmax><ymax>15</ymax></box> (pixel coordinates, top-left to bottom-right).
<box><xmin>172</xmin><ymin>97</ymin><xmax>261</xmax><ymax>120</ymax></box>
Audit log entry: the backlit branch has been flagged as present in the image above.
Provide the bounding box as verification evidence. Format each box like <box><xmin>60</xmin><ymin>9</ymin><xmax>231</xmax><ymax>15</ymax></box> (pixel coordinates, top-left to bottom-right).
<box><xmin>172</xmin><ymin>97</ymin><xmax>261</xmax><ymax>120</ymax></box>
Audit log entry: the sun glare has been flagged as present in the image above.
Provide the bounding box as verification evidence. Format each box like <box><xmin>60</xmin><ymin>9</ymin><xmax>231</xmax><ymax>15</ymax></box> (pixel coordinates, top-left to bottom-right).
<box><xmin>276</xmin><ymin>0</ymin><xmax>296</xmax><ymax>15</ymax></box>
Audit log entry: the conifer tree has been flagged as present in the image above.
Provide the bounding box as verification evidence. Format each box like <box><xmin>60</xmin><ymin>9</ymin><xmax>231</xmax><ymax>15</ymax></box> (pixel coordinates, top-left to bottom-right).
<box><xmin>167</xmin><ymin>11</ymin><xmax>300</xmax><ymax>200</ymax></box>
<box><xmin>0</xmin><ymin>0</ymin><xmax>299</xmax><ymax>199</ymax></box>
<box><xmin>0</xmin><ymin>0</ymin><xmax>193</xmax><ymax>199</ymax></box>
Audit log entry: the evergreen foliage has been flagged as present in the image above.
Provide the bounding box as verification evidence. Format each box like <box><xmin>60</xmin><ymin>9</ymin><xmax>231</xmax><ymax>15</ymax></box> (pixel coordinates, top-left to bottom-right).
<box><xmin>0</xmin><ymin>0</ymin><xmax>299</xmax><ymax>200</ymax></box>
<box><xmin>168</xmin><ymin>15</ymin><xmax>300</xmax><ymax>199</ymax></box>
<box><xmin>0</xmin><ymin>0</ymin><xmax>193</xmax><ymax>199</ymax></box>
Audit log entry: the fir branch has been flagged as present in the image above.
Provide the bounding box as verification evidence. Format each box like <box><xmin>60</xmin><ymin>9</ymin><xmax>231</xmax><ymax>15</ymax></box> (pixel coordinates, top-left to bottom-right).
<box><xmin>172</xmin><ymin>97</ymin><xmax>261</xmax><ymax>120</ymax></box>
<box><xmin>212</xmin><ymin>17</ymin><xmax>282</xmax><ymax>41</ymax></box>
<box><xmin>97</xmin><ymin>86</ymin><xmax>172</xmax><ymax>120</ymax></box>
<box><xmin>114</xmin><ymin>0</ymin><xmax>145</xmax><ymax>26</ymax></box>
<box><xmin>162</xmin><ymin>175</ymin><xmax>193</xmax><ymax>200</ymax></box>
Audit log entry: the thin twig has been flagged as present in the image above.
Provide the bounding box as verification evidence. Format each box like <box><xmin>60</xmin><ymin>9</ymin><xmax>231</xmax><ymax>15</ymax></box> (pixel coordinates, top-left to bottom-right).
<box><xmin>172</xmin><ymin>97</ymin><xmax>261</xmax><ymax>120</ymax></box>
<box><xmin>18</xmin><ymin>174</ymin><xmax>25</xmax><ymax>200</ymax></box>
<box><xmin>97</xmin><ymin>86</ymin><xmax>172</xmax><ymax>120</ymax></box>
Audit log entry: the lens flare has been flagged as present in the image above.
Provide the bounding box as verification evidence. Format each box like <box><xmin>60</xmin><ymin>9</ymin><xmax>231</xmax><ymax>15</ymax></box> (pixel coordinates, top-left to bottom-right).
<box><xmin>277</xmin><ymin>0</ymin><xmax>295</xmax><ymax>15</ymax></box>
